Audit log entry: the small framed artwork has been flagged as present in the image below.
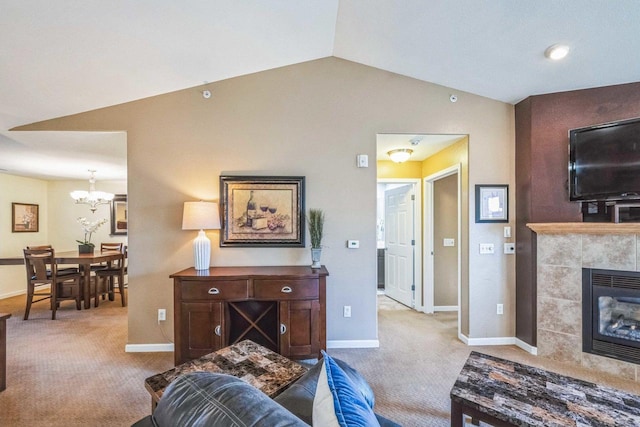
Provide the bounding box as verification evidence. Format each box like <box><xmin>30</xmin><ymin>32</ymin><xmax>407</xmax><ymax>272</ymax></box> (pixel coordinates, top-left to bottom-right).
<box><xmin>220</xmin><ymin>176</ymin><xmax>305</xmax><ymax>247</ymax></box>
<box><xmin>12</xmin><ymin>202</ymin><xmax>39</xmax><ymax>232</ymax></box>
<box><xmin>110</xmin><ymin>194</ymin><xmax>128</xmax><ymax>235</ymax></box>
<box><xmin>475</xmin><ymin>185</ymin><xmax>508</xmax><ymax>223</ymax></box>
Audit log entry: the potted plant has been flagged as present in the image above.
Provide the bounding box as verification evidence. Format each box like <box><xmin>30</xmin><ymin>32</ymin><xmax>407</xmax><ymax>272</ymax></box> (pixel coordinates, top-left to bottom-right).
<box><xmin>76</xmin><ymin>217</ymin><xmax>108</xmax><ymax>253</ymax></box>
<box><xmin>307</xmin><ymin>209</ymin><xmax>325</xmax><ymax>268</ymax></box>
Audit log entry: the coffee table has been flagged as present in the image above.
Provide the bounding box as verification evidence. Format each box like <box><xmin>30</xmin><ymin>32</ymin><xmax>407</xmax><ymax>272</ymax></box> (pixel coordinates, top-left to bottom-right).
<box><xmin>144</xmin><ymin>340</ymin><xmax>308</xmax><ymax>412</ymax></box>
<box><xmin>450</xmin><ymin>351</ymin><xmax>640</xmax><ymax>426</ymax></box>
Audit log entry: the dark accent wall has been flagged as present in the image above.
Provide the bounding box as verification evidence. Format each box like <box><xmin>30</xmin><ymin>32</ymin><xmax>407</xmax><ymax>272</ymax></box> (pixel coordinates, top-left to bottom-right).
<box><xmin>515</xmin><ymin>82</ymin><xmax>640</xmax><ymax>347</ymax></box>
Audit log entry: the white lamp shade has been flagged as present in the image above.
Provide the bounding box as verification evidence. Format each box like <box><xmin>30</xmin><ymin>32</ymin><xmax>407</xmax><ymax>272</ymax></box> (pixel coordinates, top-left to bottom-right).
<box><xmin>182</xmin><ymin>201</ymin><xmax>221</xmax><ymax>230</ymax></box>
<box><xmin>182</xmin><ymin>201</ymin><xmax>220</xmax><ymax>271</ymax></box>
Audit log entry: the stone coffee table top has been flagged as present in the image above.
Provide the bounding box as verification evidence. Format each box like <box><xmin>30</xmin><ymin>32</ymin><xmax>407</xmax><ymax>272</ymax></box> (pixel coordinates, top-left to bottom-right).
<box><xmin>451</xmin><ymin>351</ymin><xmax>640</xmax><ymax>426</ymax></box>
<box><xmin>145</xmin><ymin>340</ymin><xmax>308</xmax><ymax>406</ymax></box>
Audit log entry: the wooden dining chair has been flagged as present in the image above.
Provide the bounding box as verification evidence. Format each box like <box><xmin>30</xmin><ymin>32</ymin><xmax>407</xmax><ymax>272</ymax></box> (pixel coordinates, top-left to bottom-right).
<box><xmin>23</xmin><ymin>248</ymin><xmax>82</xmax><ymax>320</ymax></box>
<box><xmin>94</xmin><ymin>245</ymin><xmax>127</xmax><ymax>307</ymax></box>
<box><xmin>26</xmin><ymin>245</ymin><xmax>78</xmax><ymax>275</ymax></box>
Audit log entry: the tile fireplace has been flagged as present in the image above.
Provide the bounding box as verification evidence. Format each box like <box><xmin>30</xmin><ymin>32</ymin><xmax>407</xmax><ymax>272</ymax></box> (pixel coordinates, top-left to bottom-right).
<box><xmin>583</xmin><ymin>268</ymin><xmax>640</xmax><ymax>364</ymax></box>
<box><xmin>528</xmin><ymin>222</ymin><xmax>640</xmax><ymax>382</ymax></box>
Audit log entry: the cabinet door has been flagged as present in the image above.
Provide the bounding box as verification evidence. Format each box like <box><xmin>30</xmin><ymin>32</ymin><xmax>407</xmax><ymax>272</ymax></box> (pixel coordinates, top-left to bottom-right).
<box><xmin>179</xmin><ymin>302</ymin><xmax>225</xmax><ymax>364</ymax></box>
<box><xmin>279</xmin><ymin>300</ymin><xmax>320</xmax><ymax>359</ymax></box>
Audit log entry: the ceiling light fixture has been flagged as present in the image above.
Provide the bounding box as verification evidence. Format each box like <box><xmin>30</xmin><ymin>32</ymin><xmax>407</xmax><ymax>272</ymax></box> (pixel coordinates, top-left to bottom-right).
<box><xmin>387</xmin><ymin>148</ymin><xmax>413</xmax><ymax>163</ymax></box>
<box><xmin>544</xmin><ymin>44</ymin><xmax>570</xmax><ymax>61</ymax></box>
<box><xmin>70</xmin><ymin>170</ymin><xmax>114</xmax><ymax>213</ymax></box>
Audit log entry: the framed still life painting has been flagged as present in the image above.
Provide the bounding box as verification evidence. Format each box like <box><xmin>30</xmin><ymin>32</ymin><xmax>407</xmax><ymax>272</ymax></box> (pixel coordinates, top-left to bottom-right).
<box><xmin>12</xmin><ymin>202</ymin><xmax>39</xmax><ymax>232</ymax></box>
<box><xmin>220</xmin><ymin>176</ymin><xmax>305</xmax><ymax>247</ymax></box>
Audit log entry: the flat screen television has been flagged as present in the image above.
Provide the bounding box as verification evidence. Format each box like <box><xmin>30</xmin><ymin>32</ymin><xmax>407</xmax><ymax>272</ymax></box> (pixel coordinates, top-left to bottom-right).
<box><xmin>569</xmin><ymin>117</ymin><xmax>640</xmax><ymax>202</ymax></box>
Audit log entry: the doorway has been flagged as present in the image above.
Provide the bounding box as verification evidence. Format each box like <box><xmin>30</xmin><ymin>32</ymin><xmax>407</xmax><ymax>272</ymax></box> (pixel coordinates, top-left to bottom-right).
<box><xmin>378</xmin><ymin>180</ymin><xmax>421</xmax><ymax>308</ymax></box>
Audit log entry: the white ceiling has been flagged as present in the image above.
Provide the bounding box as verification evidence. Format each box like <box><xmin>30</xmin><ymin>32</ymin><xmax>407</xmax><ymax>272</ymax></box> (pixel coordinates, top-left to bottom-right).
<box><xmin>1</xmin><ymin>1</ymin><xmax>638</xmax><ymax>179</ymax></box>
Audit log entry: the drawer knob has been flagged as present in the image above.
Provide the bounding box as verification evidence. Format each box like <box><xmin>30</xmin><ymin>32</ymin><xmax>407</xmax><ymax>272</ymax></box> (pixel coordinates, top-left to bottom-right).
<box><xmin>280</xmin><ymin>323</ymin><xmax>287</xmax><ymax>334</ymax></box>
<box><xmin>281</xmin><ymin>286</ymin><xmax>293</xmax><ymax>293</ymax></box>
<box><xmin>208</xmin><ymin>287</ymin><xmax>220</xmax><ymax>295</ymax></box>
<box><xmin>214</xmin><ymin>325</ymin><xmax>221</xmax><ymax>336</ymax></box>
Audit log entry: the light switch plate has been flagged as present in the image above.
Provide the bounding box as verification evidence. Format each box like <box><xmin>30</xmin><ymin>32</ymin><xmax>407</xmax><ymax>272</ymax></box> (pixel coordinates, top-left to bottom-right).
<box><xmin>479</xmin><ymin>243</ymin><xmax>495</xmax><ymax>254</ymax></box>
<box><xmin>443</xmin><ymin>238</ymin><xmax>455</xmax><ymax>247</ymax></box>
<box><xmin>347</xmin><ymin>240</ymin><xmax>360</xmax><ymax>248</ymax></box>
<box><xmin>504</xmin><ymin>243</ymin><xmax>515</xmax><ymax>254</ymax></box>
<box><xmin>356</xmin><ymin>154</ymin><xmax>368</xmax><ymax>168</ymax></box>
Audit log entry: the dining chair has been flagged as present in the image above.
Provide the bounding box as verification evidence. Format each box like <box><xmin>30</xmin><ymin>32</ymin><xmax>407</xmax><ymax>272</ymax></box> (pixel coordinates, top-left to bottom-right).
<box><xmin>26</xmin><ymin>245</ymin><xmax>78</xmax><ymax>275</ymax></box>
<box><xmin>94</xmin><ymin>245</ymin><xmax>127</xmax><ymax>307</ymax></box>
<box><xmin>23</xmin><ymin>248</ymin><xmax>82</xmax><ymax>320</ymax></box>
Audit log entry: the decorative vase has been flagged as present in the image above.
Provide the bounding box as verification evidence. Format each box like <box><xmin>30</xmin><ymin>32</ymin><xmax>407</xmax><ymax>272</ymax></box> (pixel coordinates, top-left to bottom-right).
<box><xmin>78</xmin><ymin>244</ymin><xmax>94</xmax><ymax>254</ymax></box>
<box><xmin>311</xmin><ymin>248</ymin><xmax>322</xmax><ymax>269</ymax></box>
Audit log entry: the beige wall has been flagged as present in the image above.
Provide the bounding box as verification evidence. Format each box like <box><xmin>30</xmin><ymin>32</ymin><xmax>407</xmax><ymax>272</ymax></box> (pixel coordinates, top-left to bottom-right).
<box><xmin>16</xmin><ymin>57</ymin><xmax>515</xmax><ymax>345</ymax></box>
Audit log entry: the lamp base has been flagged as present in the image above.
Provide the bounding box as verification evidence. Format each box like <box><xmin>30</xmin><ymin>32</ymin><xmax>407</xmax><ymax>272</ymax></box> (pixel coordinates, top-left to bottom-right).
<box><xmin>193</xmin><ymin>229</ymin><xmax>211</xmax><ymax>270</ymax></box>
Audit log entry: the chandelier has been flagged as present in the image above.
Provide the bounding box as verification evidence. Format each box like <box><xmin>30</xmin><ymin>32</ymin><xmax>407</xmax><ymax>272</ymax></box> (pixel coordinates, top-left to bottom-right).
<box><xmin>70</xmin><ymin>170</ymin><xmax>114</xmax><ymax>213</ymax></box>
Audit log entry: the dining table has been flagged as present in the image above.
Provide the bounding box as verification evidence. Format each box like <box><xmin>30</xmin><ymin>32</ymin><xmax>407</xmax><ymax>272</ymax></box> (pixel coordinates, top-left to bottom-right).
<box><xmin>55</xmin><ymin>250</ymin><xmax>124</xmax><ymax>309</ymax></box>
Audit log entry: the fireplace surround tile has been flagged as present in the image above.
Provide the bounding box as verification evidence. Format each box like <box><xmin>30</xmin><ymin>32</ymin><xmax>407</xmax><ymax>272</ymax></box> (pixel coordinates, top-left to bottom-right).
<box><xmin>537</xmin><ymin>234</ymin><xmax>581</xmax><ymax>267</ymax></box>
<box><xmin>537</xmin><ymin>265</ymin><xmax>581</xmax><ymax>301</ymax></box>
<box><xmin>582</xmin><ymin>234</ymin><xmax>636</xmax><ymax>271</ymax></box>
<box><xmin>538</xmin><ymin>296</ymin><xmax>581</xmax><ymax>335</ymax></box>
<box><xmin>581</xmin><ymin>352</ymin><xmax>637</xmax><ymax>382</ymax></box>
<box><xmin>537</xmin><ymin>329</ymin><xmax>582</xmax><ymax>364</ymax></box>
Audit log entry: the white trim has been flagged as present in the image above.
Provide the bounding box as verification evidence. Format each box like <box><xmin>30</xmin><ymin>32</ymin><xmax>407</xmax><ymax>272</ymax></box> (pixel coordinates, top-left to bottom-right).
<box><xmin>458</xmin><ymin>332</ymin><xmax>469</xmax><ymax>344</ymax></box>
<box><xmin>125</xmin><ymin>343</ymin><xmax>175</xmax><ymax>353</ymax></box>
<box><xmin>515</xmin><ymin>338</ymin><xmax>538</xmax><ymax>355</ymax></box>
<box><xmin>0</xmin><ymin>289</ymin><xmax>27</xmax><ymax>300</ymax></box>
<box><xmin>327</xmin><ymin>339</ymin><xmax>380</xmax><ymax>349</ymax></box>
<box><xmin>377</xmin><ymin>178</ymin><xmax>422</xmax><ymax>312</ymax></box>
<box><xmin>434</xmin><ymin>305</ymin><xmax>459</xmax><ymax>312</ymax></box>
<box><xmin>466</xmin><ymin>336</ymin><xmax>516</xmax><ymax>346</ymax></box>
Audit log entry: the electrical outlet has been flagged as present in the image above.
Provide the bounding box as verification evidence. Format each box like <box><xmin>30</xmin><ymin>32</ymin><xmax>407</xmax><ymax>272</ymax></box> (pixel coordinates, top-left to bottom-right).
<box><xmin>497</xmin><ymin>304</ymin><xmax>503</xmax><ymax>315</ymax></box>
<box><xmin>158</xmin><ymin>308</ymin><xmax>166</xmax><ymax>322</ymax></box>
<box><xmin>343</xmin><ymin>305</ymin><xmax>352</xmax><ymax>318</ymax></box>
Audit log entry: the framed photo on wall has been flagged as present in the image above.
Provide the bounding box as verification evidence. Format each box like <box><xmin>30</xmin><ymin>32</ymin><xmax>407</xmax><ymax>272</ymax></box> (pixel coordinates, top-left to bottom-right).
<box><xmin>110</xmin><ymin>194</ymin><xmax>128</xmax><ymax>235</ymax></box>
<box><xmin>220</xmin><ymin>176</ymin><xmax>305</xmax><ymax>247</ymax></box>
<box><xmin>475</xmin><ymin>184</ymin><xmax>508</xmax><ymax>223</ymax></box>
<box><xmin>12</xmin><ymin>202</ymin><xmax>39</xmax><ymax>232</ymax></box>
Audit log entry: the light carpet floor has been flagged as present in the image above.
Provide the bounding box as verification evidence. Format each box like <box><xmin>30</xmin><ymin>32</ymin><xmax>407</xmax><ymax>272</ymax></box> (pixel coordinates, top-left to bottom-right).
<box><xmin>1</xmin><ymin>292</ymin><xmax>640</xmax><ymax>426</ymax></box>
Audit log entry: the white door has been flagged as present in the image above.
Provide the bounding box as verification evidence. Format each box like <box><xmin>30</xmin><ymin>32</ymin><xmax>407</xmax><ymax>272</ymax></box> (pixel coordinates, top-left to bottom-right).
<box><xmin>384</xmin><ymin>184</ymin><xmax>415</xmax><ymax>308</ymax></box>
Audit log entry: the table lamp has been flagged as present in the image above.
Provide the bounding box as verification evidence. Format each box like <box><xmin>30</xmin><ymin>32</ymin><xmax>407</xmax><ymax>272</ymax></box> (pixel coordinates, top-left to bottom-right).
<box><xmin>182</xmin><ymin>201</ymin><xmax>220</xmax><ymax>270</ymax></box>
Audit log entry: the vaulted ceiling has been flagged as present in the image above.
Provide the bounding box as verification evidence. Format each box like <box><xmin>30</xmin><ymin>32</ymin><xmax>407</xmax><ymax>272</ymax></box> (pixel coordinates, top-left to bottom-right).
<box><xmin>1</xmin><ymin>1</ymin><xmax>639</xmax><ymax>179</ymax></box>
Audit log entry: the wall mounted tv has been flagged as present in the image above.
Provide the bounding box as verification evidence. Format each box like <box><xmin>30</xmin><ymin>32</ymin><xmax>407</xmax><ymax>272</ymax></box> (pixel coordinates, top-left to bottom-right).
<box><xmin>569</xmin><ymin>117</ymin><xmax>640</xmax><ymax>202</ymax></box>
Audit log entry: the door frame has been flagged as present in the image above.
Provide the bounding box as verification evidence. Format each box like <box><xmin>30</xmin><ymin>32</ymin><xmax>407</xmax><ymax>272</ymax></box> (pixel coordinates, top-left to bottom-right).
<box><xmin>377</xmin><ymin>178</ymin><xmax>422</xmax><ymax>311</ymax></box>
<box><xmin>423</xmin><ymin>164</ymin><xmax>461</xmax><ymax>331</ymax></box>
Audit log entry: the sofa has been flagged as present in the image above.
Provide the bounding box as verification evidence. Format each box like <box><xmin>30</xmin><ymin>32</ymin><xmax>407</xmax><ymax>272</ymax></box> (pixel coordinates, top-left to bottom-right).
<box><xmin>133</xmin><ymin>353</ymin><xmax>400</xmax><ymax>426</ymax></box>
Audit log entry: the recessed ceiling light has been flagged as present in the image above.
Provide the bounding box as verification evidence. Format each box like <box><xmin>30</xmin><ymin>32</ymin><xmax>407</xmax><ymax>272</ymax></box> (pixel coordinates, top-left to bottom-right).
<box><xmin>544</xmin><ymin>44</ymin><xmax>570</xmax><ymax>61</ymax></box>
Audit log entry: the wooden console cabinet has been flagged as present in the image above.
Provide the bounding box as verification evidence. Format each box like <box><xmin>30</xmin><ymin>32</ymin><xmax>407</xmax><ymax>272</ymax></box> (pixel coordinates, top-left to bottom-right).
<box><xmin>171</xmin><ymin>265</ymin><xmax>328</xmax><ymax>365</ymax></box>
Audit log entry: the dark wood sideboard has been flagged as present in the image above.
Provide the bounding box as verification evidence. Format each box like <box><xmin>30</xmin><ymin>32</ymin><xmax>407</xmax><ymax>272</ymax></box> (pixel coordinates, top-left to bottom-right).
<box><xmin>171</xmin><ymin>265</ymin><xmax>329</xmax><ymax>365</ymax></box>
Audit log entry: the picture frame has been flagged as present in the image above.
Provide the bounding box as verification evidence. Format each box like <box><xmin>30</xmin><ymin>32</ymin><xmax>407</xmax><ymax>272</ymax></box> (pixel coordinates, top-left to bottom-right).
<box><xmin>475</xmin><ymin>185</ymin><xmax>508</xmax><ymax>223</ymax></box>
<box><xmin>220</xmin><ymin>176</ymin><xmax>305</xmax><ymax>247</ymax></box>
<box><xmin>110</xmin><ymin>194</ymin><xmax>128</xmax><ymax>235</ymax></box>
<box><xmin>12</xmin><ymin>202</ymin><xmax>39</xmax><ymax>232</ymax></box>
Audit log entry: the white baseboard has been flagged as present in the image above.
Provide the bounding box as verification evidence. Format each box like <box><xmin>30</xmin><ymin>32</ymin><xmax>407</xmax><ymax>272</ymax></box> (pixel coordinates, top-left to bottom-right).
<box><xmin>0</xmin><ymin>289</ymin><xmax>27</xmax><ymax>300</ymax></box>
<box><xmin>434</xmin><ymin>305</ymin><xmax>458</xmax><ymax>312</ymax></box>
<box><xmin>125</xmin><ymin>343</ymin><xmax>174</xmax><ymax>353</ymax></box>
<box><xmin>457</xmin><ymin>334</ymin><xmax>540</xmax><ymax>354</ymax></box>
<box><xmin>515</xmin><ymin>338</ymin><xmax>538</xmax><ymax>355</ymax></box>
<box><xmin>327</xmin><ymin>339</ymin><xmax>380</xmax><ymax>349</ymax></box>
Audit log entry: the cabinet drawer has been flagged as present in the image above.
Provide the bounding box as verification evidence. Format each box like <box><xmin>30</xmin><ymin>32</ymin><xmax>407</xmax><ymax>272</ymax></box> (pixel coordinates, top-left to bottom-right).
<box><xmin>180</xmin><ymin>280</ymin><xmax>249</xmax><ymax>300</ymax></box>
<box><xmin>254</xmin><ymin>279</ymin><xmax>318</xmax><ymax>300</ymax></box>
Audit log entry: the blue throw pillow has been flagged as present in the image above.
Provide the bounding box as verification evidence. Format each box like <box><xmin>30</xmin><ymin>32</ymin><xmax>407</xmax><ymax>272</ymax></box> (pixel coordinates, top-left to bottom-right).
<box><xmin>312</xmin><ymin>351</ymin><xmax>380</xmax><ymax>427</ymax></box>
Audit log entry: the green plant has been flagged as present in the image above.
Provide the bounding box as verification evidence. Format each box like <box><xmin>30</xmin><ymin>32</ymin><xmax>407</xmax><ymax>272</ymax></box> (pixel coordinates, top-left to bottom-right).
<box><xmin>307</xmin><ymin>209</ymin><xmax>325</xmax><ymax>249</ymax></box>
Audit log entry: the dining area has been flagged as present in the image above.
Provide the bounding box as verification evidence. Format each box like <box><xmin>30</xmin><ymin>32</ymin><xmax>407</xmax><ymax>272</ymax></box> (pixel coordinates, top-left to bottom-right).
<box><xmin>22</xmin><ymin>242</ymin><xmax>127</xmax><ymax>320</ymax></box>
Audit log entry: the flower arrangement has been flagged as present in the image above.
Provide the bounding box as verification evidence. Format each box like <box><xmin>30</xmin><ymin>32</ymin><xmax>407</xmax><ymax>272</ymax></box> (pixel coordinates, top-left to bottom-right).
<box><xmin>307</xmin><ymin>209</ymin><xmax>325</xmax><ymax>249</ymax></box>
<box><xmin>76</xmin><ymin>217</ymin><xmax>108</xmax><ymax>247</ymax></box>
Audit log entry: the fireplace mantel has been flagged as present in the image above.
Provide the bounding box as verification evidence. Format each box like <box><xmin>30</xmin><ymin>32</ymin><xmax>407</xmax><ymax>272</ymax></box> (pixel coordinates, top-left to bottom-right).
<box><xmin>528</xmin><ymin>222</ymin><xmax>640</xmax><ymax>235</ymax></box>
